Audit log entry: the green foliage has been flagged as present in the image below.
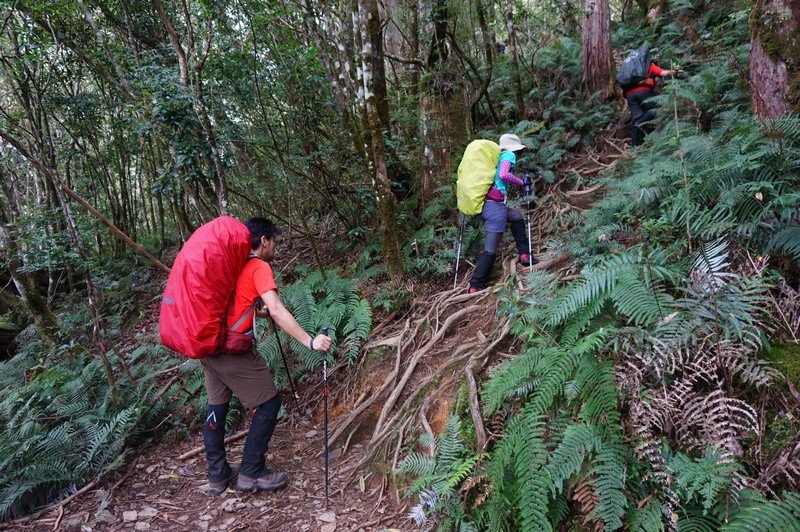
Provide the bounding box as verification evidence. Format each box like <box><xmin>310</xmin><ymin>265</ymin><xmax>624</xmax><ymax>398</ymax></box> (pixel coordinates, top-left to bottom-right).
<box><xmin>408</xmin><ymin>6</ymin><xmax>800</xmax><ymax>528</ymax></box>
<box><xmin>0</xmin><ymin>343</ymin><xmax>181</xmax><ymax>520</ymax></box>
<box><xmin>722</xmin><ymin>490</ymin><xmax>800</xmax><ymax>531</ymax></box>
<box><xmin>400</xmin><ymin>416</ymin><xmax>480</xmax><ymax>529</ymax></box>
<box><xmin>669</xmin><ymin>449</ymin><xmax>741</xmax><ymax>512</ymax></box>
<box><xmin>257</xmin><ymin>269</ymin><xmax>372</xmax><ymax>386</ymax></box>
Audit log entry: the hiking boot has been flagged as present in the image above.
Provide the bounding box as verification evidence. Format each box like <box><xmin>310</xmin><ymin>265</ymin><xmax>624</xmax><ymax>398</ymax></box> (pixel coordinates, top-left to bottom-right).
<box><xmin>236</xmin><ymin>469</ymin><xmax>288</xmax><ymax>492</ymax></box>
<box><xmin>207</xmin><ymin>464</ymin><xmax>239</xmax><ymax>496</ymax></box>
<box><xmin>519</xmin><ymin>253</ymin><xmax>537</xmax><ymax>267</ymax></box>
<box><xmin>469</xmin><ymin>251</ymin><xmax>496</xmax><ymax>291</ymax></box>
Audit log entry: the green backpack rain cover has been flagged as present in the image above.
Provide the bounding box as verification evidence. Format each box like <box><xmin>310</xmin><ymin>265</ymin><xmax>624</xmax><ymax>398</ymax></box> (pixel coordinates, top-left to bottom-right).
<box><xmin>457</xmin><ymin>140</ymin><xmax>501</xmax><ymax>215</ymax></box>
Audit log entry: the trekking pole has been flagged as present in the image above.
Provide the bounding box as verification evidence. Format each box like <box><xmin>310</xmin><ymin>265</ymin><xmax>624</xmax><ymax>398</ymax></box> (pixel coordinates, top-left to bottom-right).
<box><xmin>524</xmin><ymin>173</ymin><xmax>534</xmax><ymax>274</ymax></box>
<box><xmin>321</xmin><ymin>327</ymin><xmax>330</xmax><ymax>509</ymax></box>
<box><xmin>453</xmin><ymin>212</ymin><xmax>466</xmax><ymax>289</ymax></box>
<box><xmin>269</xmin><ymin>316</ymin><xmax>299</xmax><ymax>409</ymax></box>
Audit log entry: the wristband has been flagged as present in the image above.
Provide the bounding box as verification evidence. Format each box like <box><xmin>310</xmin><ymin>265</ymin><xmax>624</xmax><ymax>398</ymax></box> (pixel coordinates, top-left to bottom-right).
<box><xmin>310</xmin><ymin>337</ymin><xmax>314</xmax><ymax>350</ymax></box>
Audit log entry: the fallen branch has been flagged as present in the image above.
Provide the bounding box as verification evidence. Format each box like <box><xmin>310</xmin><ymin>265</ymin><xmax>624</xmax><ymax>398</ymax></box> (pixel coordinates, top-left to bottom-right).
<box><xmin>3</xmin><ymin>480</ymin><xmax>98</xmax><ymax>526</ymax></box>
<box><xmin>178</xmin><ymin>429</ymin><xmax>248</xmax><ymax>461</ymax></box>
<box><xmin>565</xmin><ymin>183</ymin><xmax>603</xmax><ymax>197</ymax></box>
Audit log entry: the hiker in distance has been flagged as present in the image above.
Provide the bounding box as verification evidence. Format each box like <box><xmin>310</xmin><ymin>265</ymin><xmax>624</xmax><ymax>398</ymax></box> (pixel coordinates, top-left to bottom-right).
<box><xmin>619</xmin><ymin>47</ymin><xmax>679</xmax><ymax>147</ymax></box>
<box><xmin>203</xmin><ymin>217</ymin><xmax>332</xmax><ymax>495</ymax></box>
<box><xmin>469</xmin><ymin>133</ymin><xmax>535</xmax><ymax>294</ymax></box>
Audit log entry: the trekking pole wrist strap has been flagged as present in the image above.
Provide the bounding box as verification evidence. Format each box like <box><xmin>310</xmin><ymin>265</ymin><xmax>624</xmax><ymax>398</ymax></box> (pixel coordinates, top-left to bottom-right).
<box><xmin>309</xmin><ymin>336</ymin><xmax>314</xmax><ymax>350</ymax></box>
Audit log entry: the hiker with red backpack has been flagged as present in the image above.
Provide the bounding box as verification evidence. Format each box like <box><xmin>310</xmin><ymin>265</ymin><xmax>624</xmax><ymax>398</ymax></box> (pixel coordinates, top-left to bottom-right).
<box><xmin>160</xmin><ymin>216</ymin><xmax>332</xmax><ymax>496</ymax></box>
<box><xmin>616</xmin><ymin>45</ymin><xmax>679</xmax><ymax>147</ymax></box>
<box><xmin>205</xmin><ymin>218</ymin><xmax>333</xmax><ymax>494</ymax></box>
<box><xmin>464</xmin><ymin>133</ymin><xmax>536</xmax><ymax>294</ymax></box>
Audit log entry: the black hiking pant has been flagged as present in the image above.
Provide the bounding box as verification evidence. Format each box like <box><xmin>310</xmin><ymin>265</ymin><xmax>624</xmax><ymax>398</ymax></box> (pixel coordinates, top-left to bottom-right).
<box><xmin>204</xmin><ymin>394</ymin><xmax>281</xmax><ymax>482</ymax></box>
<box><xmin>627</xmin><ymin>89</ymin><xmax>656</xmax><ymax>147</ymax></box>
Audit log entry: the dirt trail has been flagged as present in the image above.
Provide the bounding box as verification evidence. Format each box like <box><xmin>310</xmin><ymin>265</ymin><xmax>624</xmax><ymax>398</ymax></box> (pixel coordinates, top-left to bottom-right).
<box><xmin>22</xmin><ymin>407</ymin><xmax>406</xmax><ymax>531</ymax></box>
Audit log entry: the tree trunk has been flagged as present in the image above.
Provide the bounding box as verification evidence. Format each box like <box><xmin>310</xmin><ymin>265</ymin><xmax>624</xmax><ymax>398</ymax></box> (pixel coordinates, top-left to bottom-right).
<box><xmin>358</xmin><ymin>0</ymin><xmax>404</xmax><ymax>280</ymax></box>
<box><xmin>506</xmin><ymin>0</ymin><xmax>525</xmax><ymax>121</ymax></box>
<box><xmin>581</xmin><ymin>0</ymin><xmax>613</xmax><ymax>97</ymax></box>
<box><xmin>0</xmin><ymin>221</ymin><xmax>60</xmax><ymax>344</ymax></box>
<box><xmin>750</xmin><ymin>0</ymin><xmax>800</xmax><ymax>119</ymax></box>
<box><xmin>418</xmin><ymin>88</ymin><xmax>468</xmax><ymax>212</ymax></box>
<box><xmin>471</xmin><ymin>0</ymin><xmax>497</xmax><ymax>125</ymax></box>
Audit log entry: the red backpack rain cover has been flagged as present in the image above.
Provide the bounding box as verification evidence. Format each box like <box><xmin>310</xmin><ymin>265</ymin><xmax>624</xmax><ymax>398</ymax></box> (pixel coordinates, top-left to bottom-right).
<box><xmin>159</xmin><ymin>217</ymin><xmax>251</xmax><ymax>359</ymax></box>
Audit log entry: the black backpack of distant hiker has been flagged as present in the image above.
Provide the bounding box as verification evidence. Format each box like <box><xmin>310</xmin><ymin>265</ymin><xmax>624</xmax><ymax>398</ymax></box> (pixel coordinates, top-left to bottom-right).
<box><xmin>616</xmin><ymin>46</ymin><xmax>651</xmax><ymax>90</ymax></box>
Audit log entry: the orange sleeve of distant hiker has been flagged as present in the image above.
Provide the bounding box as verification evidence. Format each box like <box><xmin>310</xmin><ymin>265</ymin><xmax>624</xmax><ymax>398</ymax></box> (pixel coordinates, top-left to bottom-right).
<box><xmin>649</xmin><ymin>63</ymin><xmax>665</xmax><ymax>77</ymax></box>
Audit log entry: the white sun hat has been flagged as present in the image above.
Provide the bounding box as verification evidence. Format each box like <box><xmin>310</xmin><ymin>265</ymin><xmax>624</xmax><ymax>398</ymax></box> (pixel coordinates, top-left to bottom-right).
<box><xmin>499</xmin><ymin>133</ymin><xmax>527</xmax><ymax>152</ymax></box>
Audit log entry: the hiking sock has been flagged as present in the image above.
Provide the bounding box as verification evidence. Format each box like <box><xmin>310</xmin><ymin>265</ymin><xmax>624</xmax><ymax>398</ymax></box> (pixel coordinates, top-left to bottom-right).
<box><xmin>204</xmin><ymin>403</ymin><xmax>230</xmax><ymax>482</ymax></box>
<box><xmin>509</xmin><ymin>219</ymin><xmax>531</xmax><ymax>256</ymax></box>
<box><xmin>469</xmin><ymin>251</ymin><xmax>496</xmax><ymax>289</ymax></box>
<box><xmin>241</xmin><ymin>394</ymin><xmax>281</xmax><ymax>478</ymax></box>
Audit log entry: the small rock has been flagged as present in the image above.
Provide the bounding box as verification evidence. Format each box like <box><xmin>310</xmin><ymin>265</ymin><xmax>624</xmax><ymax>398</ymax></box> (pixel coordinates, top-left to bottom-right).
<box><xmin>176</xmin><ymin>515</ymin><xmax>189</xmax><ymax>523</ymax></box>
<box><xmin>198</xmin><ymin>521</ymin><xmax>210</xmax><ymax>532</ymax></box>
<box><xmin>134</xmin><ymin>522</ymin><xmax>151</xmax><ymax>531</ymax></box>
<box><xmin>199</xmin><ymin>514</ymin><xmax>213</xmax><ymax>522</ymax></box>
<box><xmin>157</xmin><ymin>474</ymin><xmax>170</xmax><ymax>480</ymax></box>
<box><xmin>122</xmin><ymin>511</ymin><xmax>138</xmax><ymax>522</ymax></box>
<box><xmin>210</xmin><ymin>509</ymin><xmax>219</xmax><ymax>517</ymax></box>
<box><xmin>305</xmin><ymin>430</ymin><xmax>318</xmax><ymax>438</ymax></box>
<box><xmin>318</xmin><ymin>511</ymin><xmax>336</xmax><ymax>523</ymax></box>
<box><xmin>321</xmin><ymin>525</ymin><xmax>336</xmax><ymax>532</ymax></box>
<box><xmin>234</xmin><ymin>501</ymin><xmax>250</xmax><ymax>510</ymax></box>
<box><xmin>136</xmin><ymin>463</ymin><xmax>146</xmax><ymax>469</ymax></box>
<box><xmin>288</xmin><ymin>495</ymin><xmax>300</xmax><ymax>501</ymax></box>
<box><xmin>252</xmin><ymin>500</ymin><xmax>267</xmax><ymax>508</ymax></box>
<box><xmin>299</xmin><ymin>419</ymin><xmax>310</xmax><ymax>427</ymax></box>
<box><xmin>223</xmin><ymin>517</ymin><xmax>237</xmax><ymax>526</ymax></box>
<box><xmin>300</xmin><ymin>525</ymin><xmax>310</xmax><ymax>531</ymax></box>
<box><xmin>65</xmin><ymin>517</ymin><xmax>85</xmax><ymax>528</ymax></box>
<box><xmin>145</xmin><ymin>465</ymin><xmax>156</xmax><ymax>474</ymax></box>
<box><xmin>132</xmin><ymin>482</ymin><xmax>146</xmax><ymax>490</ymax></box>
<box><xmin>328</xmin><ymin>447</ymin><xmax>342</xmax><ymax>461</ymax></box>
<box><xmin>95</xmin><ymin>510</ymin><xmax>116</xmax><ymax>524</ymax></box>
<box><xmin>222</xmin><ymin>498</ymin><xmax>239</xmax><ymax>513</ymax></box>
<box><xmin>139</xmin><ymin>507</ymin><xmax>158</xmax><ymax>519</ymax></box>
<box><xmin>81</xmin><ymin>526</ymin><xmax>93</xmax><ymax>532</ymax></box>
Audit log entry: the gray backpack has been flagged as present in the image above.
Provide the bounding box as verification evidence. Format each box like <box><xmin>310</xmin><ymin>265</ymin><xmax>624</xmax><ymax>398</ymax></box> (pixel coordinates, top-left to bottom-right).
<box><xmin>616</xmin><ymin>46</ymin><xmax>651</xmax><ymax>90</ymax></box>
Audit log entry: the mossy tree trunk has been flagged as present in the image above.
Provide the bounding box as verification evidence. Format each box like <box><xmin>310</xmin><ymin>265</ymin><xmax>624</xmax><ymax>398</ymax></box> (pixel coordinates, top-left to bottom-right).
<box><xmin>358</xmin><ymin>0</ymin><xmax>404</xmax><ymax>279</ymax></box>
<box><xmin>581</xmin><ymin>0</ymin><xmax>613</xmax><ymax>97</ymax></box>
<box><xmin>750</xmin><ymin>0</ymin><xmax>800</xmax><ymax>119</ymax></box>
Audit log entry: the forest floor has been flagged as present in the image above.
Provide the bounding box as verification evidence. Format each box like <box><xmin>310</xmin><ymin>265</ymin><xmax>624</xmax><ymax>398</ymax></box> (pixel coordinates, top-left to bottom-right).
<box><xmin>10</xmin><ymin>125</ymin><xmax>629</xmax><ymax>532</ymax></box>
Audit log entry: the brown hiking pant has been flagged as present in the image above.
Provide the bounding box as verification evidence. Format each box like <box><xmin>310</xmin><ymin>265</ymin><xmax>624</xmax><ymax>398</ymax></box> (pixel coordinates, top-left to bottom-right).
<box><xmin>201</xmin><ymin>348</ymin><xmax>277</xmax><ymax>408</ymax></box>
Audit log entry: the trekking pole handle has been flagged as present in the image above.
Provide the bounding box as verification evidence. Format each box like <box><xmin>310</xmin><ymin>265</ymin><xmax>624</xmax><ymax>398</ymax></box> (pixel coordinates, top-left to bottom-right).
<box><xmin>523</xmin><ymin>173</ymin><xmax>532</xmax><ymax>196</ymax></box>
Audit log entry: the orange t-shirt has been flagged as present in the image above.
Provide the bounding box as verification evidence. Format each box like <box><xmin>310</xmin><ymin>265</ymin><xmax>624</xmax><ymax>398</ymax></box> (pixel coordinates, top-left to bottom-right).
<box><xmin>226</xmin><ymin>258</ymin><xmax>278</xmax><ymax>333</ymax></box>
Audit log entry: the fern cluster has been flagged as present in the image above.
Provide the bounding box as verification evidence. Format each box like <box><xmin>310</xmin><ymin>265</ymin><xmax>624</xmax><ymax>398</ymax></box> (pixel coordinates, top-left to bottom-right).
<box><xmin>257</xmin><ymin>269</ymin><xmax>372</xmax><ymax>387</ymax></box>
<box><xmin>405</xmin><ymin>6</ymin><xmax>800</xmax><ymax>528</ymax></box>
<box><xmin>0</xmin><ymin>340</ymin><xmax>182</xmax><ymax>520</ymax></box>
